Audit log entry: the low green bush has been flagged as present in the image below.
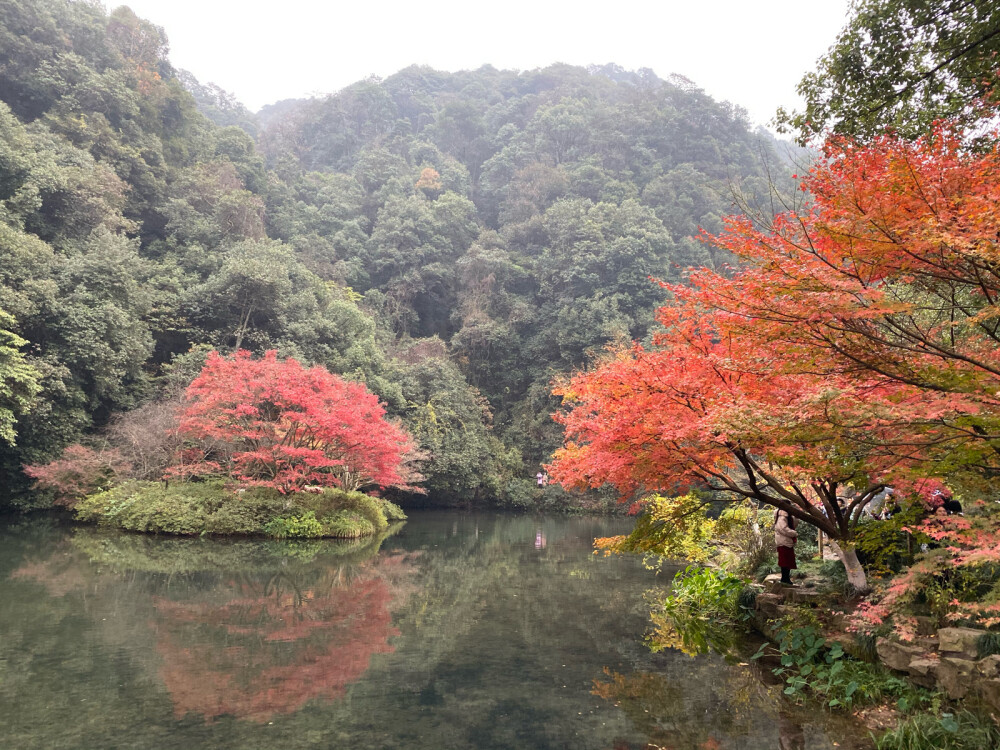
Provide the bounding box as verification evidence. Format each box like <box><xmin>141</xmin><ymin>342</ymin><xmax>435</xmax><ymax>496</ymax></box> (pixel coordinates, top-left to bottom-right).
<box><xmin>74</xmin><ymin>480</ymin><xmax>403</xmax><ymax>538</ymax></box>
<box><xmin>334</xmin><ymin>491</ymin><xmax>388</xmax><ymax>532</ymax></box>
<box><xmin>754</xmin><ymin>624</ymin><xmax>934</xmax><ymax>712</ymax></box>
<box><xmin>853</xmin><ymin>505</ymin><xmax>925</xmax><ymax>576</ymax></box>
<box><xmin>500</xmin><ymin>478</ymin><xmax>537</xmax><ymax>509</ymax></box>
<box><xmin>648</xmin><ymin>565</ymin><xmax>748</xmax><ymax>656</ymax></box>
<box><xmin>876</xmin><ymin>710</ymin><xmax>1000</xmax><ymax>750</ymax></box>
<box><xmin>379</xmin><ymin>498</ymin><xmax>407</xmax><ymax>521</ymax></box>
<box><xmin>295</xmin><ymin>488</ymin><xmax>393</xmax><ymax>532</ymax></box>
<box><xmin>851</xmin><ymin>632</ymin><xmax>879</xmax><ymax>663</ymax></box>
<box><xmin>323</xmin><ymin>510</ymin><xmax>376</xmax><ymax>538</ymax></box>
<box><xmin>737</xmin><ymin>585</ymin><xmax>758</xmax><ymax>612</ymax></box>
<box><xmin>839</xmin><ymin>660</ymin><xmax>933</xmax><ymax>711</ymax></box>
<box><xmin>76</xmin><ymin>480</ymin><xmax>221</xmax><ymax>534</ymax></box>
<box><xmin>977</xmin><ymin>631</ymin><xmax>1000</xmax><ymax>659</ymax></box>
<box><xmin>756</xmin><ymin>626</ymin><xmax>859</xmax><ymax>709</ymax></box>
<box><xmin>263</xmin><ymin>511</ymin><xmax>325</xmax><ymax>538</ymax></box>
<box><xmin>753</xmin><ymin>556</ymin><xmax>779</xmax><ymax>582</ymax></box>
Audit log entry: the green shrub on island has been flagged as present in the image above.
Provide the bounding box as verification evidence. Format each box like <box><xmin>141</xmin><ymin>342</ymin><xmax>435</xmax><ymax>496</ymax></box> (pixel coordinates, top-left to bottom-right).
<box><xmin>324</xmin><ymin>511</ymin><xmax>377</xmax><ymax>539</ymax></box>
<box><xmin>263</xmin><ymin>511</ymin><xmax>325</xmax><ymax>539</ymax></box>
<box><xmin>74</xmin><ymin>480</ymin><xmax>405</xmax><ymax>538</ymax></box>
<box><xmin>379</xmin><ymin>499</ymin><xmax>407</xmax><ymax>522</ymax></box>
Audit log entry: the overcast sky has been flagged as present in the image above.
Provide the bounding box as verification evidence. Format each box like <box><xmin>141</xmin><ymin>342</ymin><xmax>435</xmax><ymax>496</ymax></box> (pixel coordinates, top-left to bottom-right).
<box><xmin>116</xmin><ymin>0</ymin><xmax>852</xmax><ymax>128</ymax></box>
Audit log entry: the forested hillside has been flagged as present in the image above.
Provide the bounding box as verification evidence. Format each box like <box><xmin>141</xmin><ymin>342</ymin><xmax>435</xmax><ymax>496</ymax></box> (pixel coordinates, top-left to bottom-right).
<box><xmin>0</xmin><ymin>0</ymin><xmax>795</xmax><ymax>509</ymax></box>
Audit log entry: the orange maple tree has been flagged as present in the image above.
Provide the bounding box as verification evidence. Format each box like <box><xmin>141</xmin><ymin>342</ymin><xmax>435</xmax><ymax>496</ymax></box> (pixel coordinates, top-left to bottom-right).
<box><xmin>678</xmin><ymin>122</ymin><xmax>1000</xmax><ymax>473</ymax></box>
<box><xmin>549</xmin><ymin>309</ymin><xmax>918</xmax><ymax>589</ymax></box>
<box><xmin>550</xmin><ymin>119</ymin><xmax>1000</xmax><ymax>590</ymax></box>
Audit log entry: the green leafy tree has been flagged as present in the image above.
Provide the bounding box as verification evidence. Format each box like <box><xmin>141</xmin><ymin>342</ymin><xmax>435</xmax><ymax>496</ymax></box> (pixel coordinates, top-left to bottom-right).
<box><xmin>778</xmin><ymin>0</ymin><xmax>1000</xmax><ymax>143</ymax></box>
<box><xmin>0</xmin><ymin>309</ymin><xmax>40</xmax><ymax>445</ymax></box>
<box><xmin>390</xmin><ymin>340</ymin><xmax>510</xmax><ymax>503</ymax></box>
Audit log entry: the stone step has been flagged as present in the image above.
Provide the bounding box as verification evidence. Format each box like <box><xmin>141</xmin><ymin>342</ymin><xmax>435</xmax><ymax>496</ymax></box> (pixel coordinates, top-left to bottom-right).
<box><xmin>938</xmin><ymin>627</ymin><xmax>988</xmax><ymax>659</ymax></box>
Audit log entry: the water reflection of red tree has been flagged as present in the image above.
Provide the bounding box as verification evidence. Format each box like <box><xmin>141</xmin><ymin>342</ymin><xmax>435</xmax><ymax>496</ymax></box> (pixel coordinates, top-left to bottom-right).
<box><xmin>153</xmin><ymin>559</ymin><xmax>409</xmax><ymax>723</ymax></box>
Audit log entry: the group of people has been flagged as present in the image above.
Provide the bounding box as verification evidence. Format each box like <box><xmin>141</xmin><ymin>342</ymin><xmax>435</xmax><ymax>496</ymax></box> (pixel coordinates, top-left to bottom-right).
<box><xmin>772</xmin><ymin>487</ymin><xmax>963</xmax><ymax>587</ymax></box>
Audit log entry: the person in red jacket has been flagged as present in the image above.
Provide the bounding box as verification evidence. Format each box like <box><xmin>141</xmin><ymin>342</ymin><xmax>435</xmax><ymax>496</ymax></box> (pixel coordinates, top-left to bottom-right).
<box><xmin>774</xmin><ymin>508</ymin><xmax>798</xmax><ymax>586</ymax></box>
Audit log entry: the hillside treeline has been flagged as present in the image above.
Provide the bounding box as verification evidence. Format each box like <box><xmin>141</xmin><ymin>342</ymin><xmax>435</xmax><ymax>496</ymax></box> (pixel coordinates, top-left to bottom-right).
<box><xmin>0</xmin><ymin>0</ymin><xmax>794</xmax><ymax>508</ymax></box>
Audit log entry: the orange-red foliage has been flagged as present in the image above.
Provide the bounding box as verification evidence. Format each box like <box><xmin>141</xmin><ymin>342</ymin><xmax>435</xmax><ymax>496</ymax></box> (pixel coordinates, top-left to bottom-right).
<box><xmin>548</xmin><ymin>309</ymin><xmax>928</xmax><ymax>539</ymax></box>
<box><xmin>677</xmin><ymin>122</ymin><xmax>1000</xmax><ymax>468</ymax></box>
<box><xmin>550</xmin><ymin>120</ymin><xmax>1000</xmax><ymax>538</ymax></box>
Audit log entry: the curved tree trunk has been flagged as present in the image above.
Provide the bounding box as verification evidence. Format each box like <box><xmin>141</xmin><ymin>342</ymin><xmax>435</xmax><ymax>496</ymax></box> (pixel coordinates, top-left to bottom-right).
<box><xmin>826</xmin><ymin>539</ymin><xmax>868</xmax><ymax>593</ymax></box>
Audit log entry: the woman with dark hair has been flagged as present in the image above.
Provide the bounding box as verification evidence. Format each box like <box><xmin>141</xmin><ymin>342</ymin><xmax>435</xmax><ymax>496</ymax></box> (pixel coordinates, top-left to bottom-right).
<box><xmin>774</xmin><ymin>508</ymin><xmax>798</xmax><ymax>586</ymax></box>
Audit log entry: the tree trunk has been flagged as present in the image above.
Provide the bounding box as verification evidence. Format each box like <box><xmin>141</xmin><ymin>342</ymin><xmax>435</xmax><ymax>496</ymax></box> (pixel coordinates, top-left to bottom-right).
<box><xmin>827</xmin><ymin>539</ymin><xmax>868</xmax><ymax>592</ymax></box>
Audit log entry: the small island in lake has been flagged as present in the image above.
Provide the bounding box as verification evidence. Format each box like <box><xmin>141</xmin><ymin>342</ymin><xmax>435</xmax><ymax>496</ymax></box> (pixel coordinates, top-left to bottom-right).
<box><xmin>75</xmin><ymin>480</ymin><xmax>406</xmax><ymax>539</ymax></box>
<box><xmin>26</xmin><ymin>350</ymin><xmax>413</xmax><ymax>539</ymax></box>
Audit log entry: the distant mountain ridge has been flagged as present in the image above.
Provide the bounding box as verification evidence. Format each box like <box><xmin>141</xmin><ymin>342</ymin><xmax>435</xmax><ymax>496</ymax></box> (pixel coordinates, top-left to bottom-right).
<box><xmin>0</xmin><ymin>0</ymin><xmax>798</xmax><ymax>507</ymax></box>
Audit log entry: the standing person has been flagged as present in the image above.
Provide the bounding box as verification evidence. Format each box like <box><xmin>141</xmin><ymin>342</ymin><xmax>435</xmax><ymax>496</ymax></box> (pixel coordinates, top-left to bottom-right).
<box><xmin>774</xmin><ymin>508</ymin><xmax>798</xmax><ymax>586</ymax></box>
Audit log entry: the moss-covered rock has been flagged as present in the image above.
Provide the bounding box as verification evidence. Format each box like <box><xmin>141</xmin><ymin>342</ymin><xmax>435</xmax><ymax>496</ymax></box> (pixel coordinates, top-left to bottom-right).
<box><xmin>73</xmin><ymin>481</ymin><xmax>406</xmax><ymax>538</ymax></box>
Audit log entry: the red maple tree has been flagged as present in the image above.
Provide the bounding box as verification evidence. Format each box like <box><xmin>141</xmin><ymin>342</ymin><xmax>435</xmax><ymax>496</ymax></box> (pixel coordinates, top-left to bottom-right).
<box><xmin>170</xmin><ymin>350</ymin><xmax>419</xmax><ymax>493</ymax></box>
<box><xmin>549</xmin><ymin>308</ymin><xmax>930</xmax><ymax>590</ymax></box>
<box><xmin>23</xmin><ymin>444</ymin><xmax>127</xmax><ymax>507</ymax></box>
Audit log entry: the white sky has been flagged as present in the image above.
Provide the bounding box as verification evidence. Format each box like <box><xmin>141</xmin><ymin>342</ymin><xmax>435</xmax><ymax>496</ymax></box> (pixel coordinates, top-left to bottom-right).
<box><xmin>114</xmin><ymin>0</ymin><xmax>852</xmax><ymax>128</ymax></box>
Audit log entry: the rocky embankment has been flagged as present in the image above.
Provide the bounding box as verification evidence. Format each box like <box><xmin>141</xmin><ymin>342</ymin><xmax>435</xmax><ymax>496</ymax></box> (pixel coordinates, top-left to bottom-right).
<box><xmin>751</xmin><ymin>575</ymin><xmax>1000</xmax><ymax>712</ymax></box>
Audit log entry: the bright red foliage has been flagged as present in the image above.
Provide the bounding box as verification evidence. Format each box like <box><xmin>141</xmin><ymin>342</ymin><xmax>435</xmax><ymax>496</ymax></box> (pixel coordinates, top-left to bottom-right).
<box><xmin>171</xmin><ymin>350</ymin><xmax>419</xmax><ymax>493</ymax></box>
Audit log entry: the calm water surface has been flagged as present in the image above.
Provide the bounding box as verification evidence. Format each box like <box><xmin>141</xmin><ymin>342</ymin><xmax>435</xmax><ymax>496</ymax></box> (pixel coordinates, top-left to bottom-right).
<box><xmin>0</xmin><ymin>511</ymin><xmax>871</xmax><ymax>749</ymax></box>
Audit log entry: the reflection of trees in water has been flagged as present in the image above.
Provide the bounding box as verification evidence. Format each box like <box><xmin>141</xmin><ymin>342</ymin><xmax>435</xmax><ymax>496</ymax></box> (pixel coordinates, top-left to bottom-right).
<box><xmin>153</xmin><ymin>563</ymin><xmax>404</xmax><ymax>722</ymax></box>
<box><xmin>11</xmin><ymin>556</ymin><xmax>89</xmax><ymax>597</ymax></box>
<box><xmin>1</xmin><ymin>516</ymin><xmax>875</xmax><ymax>750</ymax></box>
<box><xmin>69</xmin><ymin>523</ymin><xmax>404</xmax><ymax>573</ymax></box>
<box><xmin>591</xmin><ymin>668</ymin><xmax>734</xmax><ymax>748</ymax></box>
<box><xmin>11</xmin><ymin>528</ymin><xmax>418</xmax><ymax>723</ymax></box>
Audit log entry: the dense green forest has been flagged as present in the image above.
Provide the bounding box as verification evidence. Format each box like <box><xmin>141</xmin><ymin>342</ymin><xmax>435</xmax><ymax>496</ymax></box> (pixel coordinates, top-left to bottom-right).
<box><xmin>0</xmin><ymin>0</ymin><xmax>796</xmax><ymax>509</ymax></box>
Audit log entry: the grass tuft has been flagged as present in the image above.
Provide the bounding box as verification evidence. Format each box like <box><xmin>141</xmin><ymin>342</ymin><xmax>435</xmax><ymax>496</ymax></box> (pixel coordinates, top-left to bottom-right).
<box><xmin>876</xmin><ymin>710</ymin><xmax>1000</xmax><ymax>750</ymax></box>
<box><xmin>976</xmin><ymin>631</ymin><xmax>1000</xmax><ymax>659</ymax></box>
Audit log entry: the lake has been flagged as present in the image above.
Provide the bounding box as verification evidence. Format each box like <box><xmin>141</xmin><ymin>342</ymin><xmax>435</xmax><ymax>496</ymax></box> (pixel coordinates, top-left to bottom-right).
<box><xmin>0</xmin><ymin>511</ymin><xmax>871</xmax><ymax>749</ymax></box>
